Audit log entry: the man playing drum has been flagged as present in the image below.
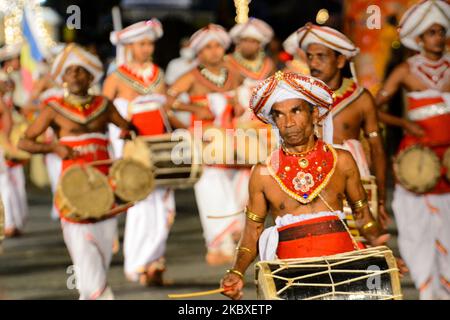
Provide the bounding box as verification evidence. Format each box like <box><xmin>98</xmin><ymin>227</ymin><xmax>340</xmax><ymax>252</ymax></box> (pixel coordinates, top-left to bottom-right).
<box><xmin>103</xmin><ymin>19</ymin><xmax>181</xmax><ymax>286</ymax></box>
<box><xmin>0</xmin><ymin>44</ymin><xmax>29</xmax><ymax>238</ymax></box>
<box><xmin>18</xmin><ymin>44</ymin><xmax>132</xmax><ymax>299</ymax></box>
<box><xmin>375</xmin><ymin>0</ymin><xmax>450</xmax><ymax>299</ymax></box>
<box><xmin>294</xmin><ymin>24</ymin><xmax>389</xmax><ymax>229</ymax></box>
<box><xmin>220</xmin><ymin>71</ymin><xmax>401</xmax><ymax>300</ymax></box>
<box><xmin>166</xmin><ymin>24</ymin><xmax>244</xmax><ymax>266</ymax></box>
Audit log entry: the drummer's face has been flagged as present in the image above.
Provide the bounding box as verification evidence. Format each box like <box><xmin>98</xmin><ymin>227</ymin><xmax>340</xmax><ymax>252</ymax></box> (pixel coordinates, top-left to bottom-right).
<box><xmin>130</xmin><ymin>39</ymin><xmax>155</xmax><ymax>64</ymax></box>
<box><xmin>271</xmin><ymin>99</ymin><xmax>318</xmax><ymax>147</ymax></box>
<box><xmin>306</xmin><ymin>44</ymin><xmax>346</xmax><ymax>84</ymax></box>
<box><xmin>197</xmin><ymin>41</ymin><xmax>225</xmax><ymax>66</ymax></box>
<box><xmin>419</xmin><ymin>24</ymin><xmax>446</xmax><ymax>54</ymax></box>
<box><xmin>62</xmin><ymin>65</ymin><xmax>94</xmax><ymax>95</ymax></box>
<box><xmin>237</xmin><ymin>37</ymin><xmax>262</xmax><ymax>59</ymax></box>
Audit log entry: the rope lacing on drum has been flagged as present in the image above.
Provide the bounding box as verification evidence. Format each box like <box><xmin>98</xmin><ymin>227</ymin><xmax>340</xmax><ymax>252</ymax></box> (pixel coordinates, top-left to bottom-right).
<box><xmin>261</xmin><ymin>247</ymin><xmax>402</xmax><ymax>300</ymax></box>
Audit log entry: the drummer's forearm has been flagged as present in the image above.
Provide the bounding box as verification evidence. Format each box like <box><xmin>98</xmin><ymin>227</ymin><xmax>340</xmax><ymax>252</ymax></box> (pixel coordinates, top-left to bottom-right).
<box><xmin>231</xmin><ymin>224</ymin><xmax>263</xmax><ymax>275</ymax></box>
<box><xmin>18</xmin><ymin>138</ymin><xmax>55</xmax><ymax>154</ymax></box>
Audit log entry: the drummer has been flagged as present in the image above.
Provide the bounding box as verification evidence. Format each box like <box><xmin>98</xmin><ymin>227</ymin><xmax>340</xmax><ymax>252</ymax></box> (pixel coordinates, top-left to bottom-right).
<box><xmin>104</xmin><ymin>19</ymin><xmax>182</xmax><ymax>286</ymax></box>
<box><xmin>375</xmin><ymin>0</ymin><xmax>450</xmax><ymax>300</ymax></box>
<box><xmin>226</xmin><ymin>18</ymin><xmax>276</xmax><ymax>211</ymax></box>
<box><xmin>220</xmin><ymin>71</ymin><xmax>405</xmax><ymax>300</ymax></box>
<box><xmin>166</xmin><ymin>24</ymin><xmax>244</xmax><ymax>266</ymax></box>
<box><xmin>294</xmin><ymin>23</ymin><xmax>389</xmax><ymax>229</ymax></box>
<box><xmin>0</xmin><ymin>44</ymin><xmax>29</xmax><ymax>238</ymax></box>
<box><xmin>18</xmin><ymin>43</ymin><xmax>133</xmax><ymax>300</ymax></box>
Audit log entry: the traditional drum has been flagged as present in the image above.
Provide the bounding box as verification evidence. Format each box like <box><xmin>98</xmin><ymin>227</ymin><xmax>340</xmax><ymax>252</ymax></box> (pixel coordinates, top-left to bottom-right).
<box><xmin>343</xmin><ymin>176</ymin><xmax>378</xmax><ymax>243</ymax></box>
<box><xmin>202</xmin><ymin>123</ymin><xmax>277</xmax><ymax>166</ymax></box>
<box><xmin>443</xmin><ymin>147</ymin><xmax>450</xmax><ymax>183</ymax></box>
<box><xmin>55</xmin><ymin>164</ymin><xmax>115</xmax><ymax>222</ymax></box>
<box><xmin>109</xmin><ymin>158</ymin><xmax>155</xmax><ymax>202</ymax></box>
<box><xmin>255</xmin><ymin>246</ymin><xmax>402</xmax><ymax>300</ymax></box>
<box><xmin>123</xmin><ymin>132</ymin><xmax>202</xmax><ymax>188</ymax></box>
<box><xmin>0</xmin><ymin>121</ymin><xmax>31</xmax><ymax>161</ymax></box>
<box><xmin>393</xmin><ymin>145</ymin><xmax>441</xmax><ymax>193</ymax></box>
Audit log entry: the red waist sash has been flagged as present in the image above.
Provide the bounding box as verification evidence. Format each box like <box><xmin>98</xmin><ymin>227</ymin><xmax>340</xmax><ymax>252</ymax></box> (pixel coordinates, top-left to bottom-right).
<box><xmin>59</xmin><ymin>134</ymin><xmax>110</xmax><ymax>174</ymax></box>
<box><xmin>276</xmin><ymin>216</ymin><xmax>356</xmax><ymax>259</ymax></box>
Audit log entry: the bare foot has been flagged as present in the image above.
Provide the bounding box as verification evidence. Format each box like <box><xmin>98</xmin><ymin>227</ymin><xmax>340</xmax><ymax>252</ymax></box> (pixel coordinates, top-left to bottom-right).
<box><xmin>4</xmin><ymin>227</ymin><xmax>22</xmax><ymax>238</ymax></box>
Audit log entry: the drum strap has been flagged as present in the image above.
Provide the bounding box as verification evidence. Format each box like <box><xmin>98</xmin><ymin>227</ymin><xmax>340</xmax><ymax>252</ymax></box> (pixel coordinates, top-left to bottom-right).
<box><xmin>318</xmin><ymin>193</ymin><xmax>360</xmax><ymax>251</ymax></box>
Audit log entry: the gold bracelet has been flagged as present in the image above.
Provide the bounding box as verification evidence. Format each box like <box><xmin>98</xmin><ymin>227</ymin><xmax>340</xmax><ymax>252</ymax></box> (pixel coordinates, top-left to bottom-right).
<box><xmin>361</xmin><ymin>221</ymin><xmax>379</xmax><ymax>234</ymax></box>
<box><xmin>350</xmin><ymin>198</ymin><xmax>368</xmax><ymax>211</ymax></box>
<box><xmin>167</xmin><ymin>88</ymin><xmax>179</xmax><ymax>98</ymax></box>
<box><xmin>171</xmin><ymin>100</ymin><xmax>181</xmax><ymax>110</ymax></box>
<box><xmin>366</xmin><ymin>131</ymin><xmax>379</xmax><ymax>138</ymax></box>
<box><xmin>227</xmin><ymin>269</ymin><xmax>244</xmax><ymax>279</ymax></box>
<box><xmin>245</xmin><ymin>207</ymin><xmax>265</xmax><ymax>223</ymax></box>
<box><xmin>236</xmin><ymin>246</ymin><xmax>252</xmax><ymax>254</ymax></box>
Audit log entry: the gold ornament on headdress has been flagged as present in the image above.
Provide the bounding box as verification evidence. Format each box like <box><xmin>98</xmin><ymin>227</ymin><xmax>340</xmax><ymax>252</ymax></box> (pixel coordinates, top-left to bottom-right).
<box><xmin>234</xmin><ymin>0</ymin><xmax>251</xmax><ymax>24</ymax></box>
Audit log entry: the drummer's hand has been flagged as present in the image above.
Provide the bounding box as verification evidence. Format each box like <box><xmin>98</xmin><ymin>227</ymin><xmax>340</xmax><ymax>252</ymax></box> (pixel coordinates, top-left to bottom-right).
<box><xmin>403</xmin><ymin>120</ymin><xmax>425</xmax><ymax>137</ymax></box>
<box><xmin>195</xmin><ymin>107</ymin><xmax>215</xmax><ymax>120</ymax></box>
<box><xmin>221</xmin><ymin>273</ymin><xmax>244</xmax><ymax>300</ymax></box>
<box><xmin>368</xmin><ymin>233</ymin><xmax>390</xmax><ymax>248</ymax></box>
<box><xmin>53</xmin><ymin>144</ymin><xmax>76</xmax><ymax>160</ymax></box>
<box><xmin>377</xmin><ymin>204</ymin><xmax>391</xmax><ymax>231</ymax></box>
<box><xmin>395</xmin><ymin>257</ymin><xmax>409</xmax><ymax>277</ymax></box>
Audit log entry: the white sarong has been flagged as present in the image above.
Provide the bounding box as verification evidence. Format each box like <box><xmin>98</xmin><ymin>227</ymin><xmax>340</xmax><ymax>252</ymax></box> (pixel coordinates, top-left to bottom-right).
<box><xmin>123</xmin><ymin>187</ymin><xmax>175</xmax><ymax>281</ymax></box>
<box><xmin>45</xmin><ymin>153</ymin><xmax>61</xmax><ymax>220</ymax></box>
<box><xmin>392</xmin><ymin>185</ymin><xmax>450</xmax><ymax>300</ymax></box>
<box><xmin>194</xmin><ymin>166</ymin><xmax>245</xmax><ymax>255</ymax></box>
<box><xmin>62</xmin><ymin>218</ymin><xmax>117</xmax><ymax>300</ymax></box>
<box><xmin>1</xmin><ymin>164</ymin><xmax>28</xmax><ymax>231</ymax></box>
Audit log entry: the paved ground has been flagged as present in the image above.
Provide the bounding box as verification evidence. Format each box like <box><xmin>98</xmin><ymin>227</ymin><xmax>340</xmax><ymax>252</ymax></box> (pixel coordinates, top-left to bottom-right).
<box><xmin>0</xmin><ymin>187</ymin><xmax>419</xmax><ymax>300</ymax></box>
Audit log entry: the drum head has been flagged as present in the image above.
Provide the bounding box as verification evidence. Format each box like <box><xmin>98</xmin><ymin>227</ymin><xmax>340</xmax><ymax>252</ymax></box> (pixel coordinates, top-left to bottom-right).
<box><xmin>58</xmin><ymin>165</ymin><xmax>114</xmax><ymax>220</ymax></box>
<box><xmin>394</xmin><ymin>145</ymin><xmax>440</xmax><ymax>193</ymax></box>
<box><xmin>443</xmin><ymin>147</ymin><xmax>450</xmax><ymax>183</ymax></box>
<box><xmin>0</xmin><ymin>122</ymin><xmax>31</xmax><ymax>160</ymax></box>
<box><xmin>110</xmin><ymin>159</ymin><xmax>155</xmax><ymax>202</ymax></box>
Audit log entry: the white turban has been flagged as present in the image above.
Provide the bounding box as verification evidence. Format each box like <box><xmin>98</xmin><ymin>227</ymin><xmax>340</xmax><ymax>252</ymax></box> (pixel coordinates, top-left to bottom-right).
<box><xmin>283</xmin><ymin>31</ymin><xmax>299</xmax><ymax>56</ymax></box>
<box><xmin>296</xmin><ymin>23</ymin><xmax>359</xmax><ymax>59</ymax></box>
<box><xmin>399</xmin><ymin>0</ymin><xmax>449</xmax><ymax>52</ymax></box>
<box><xmin>250</xmin><ymin>71</ymin><xmax>335</xmax><ymax>143</ymax></box>
<box><xmin>189</xmin><ymin>24</ymin><xmax>231</xmax><ymax>54</ymax></box>
<box><xmin>0</xmin><ymin>43</ymin><xmax>22</xmax><ymax>62</ymax></box>
<box><xmin>110</xmin><ymin>19</ymin><xmax>163</xmax><ymax>65</ymax></box>
<box><xmin>229</xmin><ymin>18</ymin><xmax>274</xmax><ymax>46</ymax></box>
<box><xmin>51</xmin><ymin>44</ymin><xmax>103</xmax><ymax>85</ymax></box>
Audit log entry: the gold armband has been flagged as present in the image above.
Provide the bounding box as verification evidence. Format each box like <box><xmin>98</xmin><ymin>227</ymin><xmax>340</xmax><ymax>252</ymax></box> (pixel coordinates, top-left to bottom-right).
<box><xmin>236</xmin><ymin>246</ymin><xmax>252</xmax><ymax>254</ymax></box>
<box><xmin>226</xmin><ymin>269</ymin><xmax>244</xmax><ymax>279</ymax></box>
<box><xmin>366</xmin><ymin>131</ymin><xmax>379</xmax><ymax>138</ymax></box>
<box><xmin>350</xmin><ymin>198</ymin><xmax>368</xmax><ymax>211</ymax></box>
<box><xmin>245</xmin><ymin>207</ymin><xmax>265</xmax><ymax>223</ymax></box>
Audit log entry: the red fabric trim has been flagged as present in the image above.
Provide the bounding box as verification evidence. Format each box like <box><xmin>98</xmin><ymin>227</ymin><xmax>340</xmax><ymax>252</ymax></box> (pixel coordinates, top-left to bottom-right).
<box><xmin>276</xmin><ymin>216</ymin><xmax>355</xmax><ymax>259</ymax></box>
